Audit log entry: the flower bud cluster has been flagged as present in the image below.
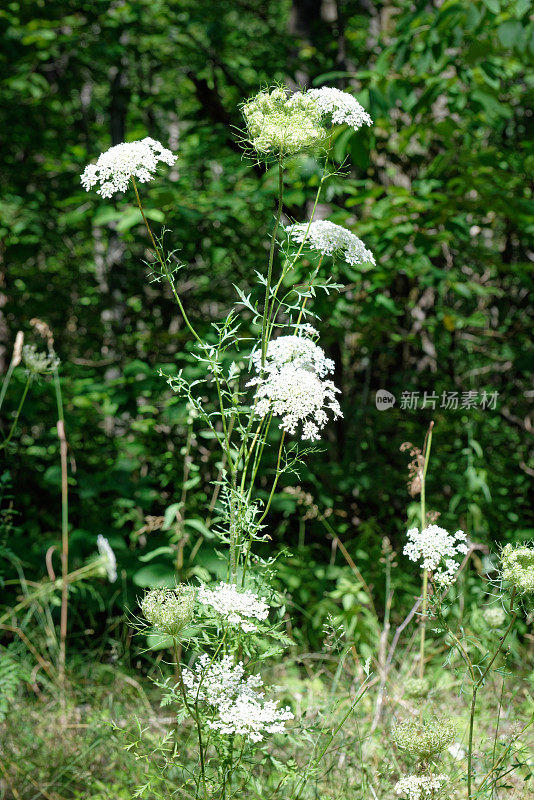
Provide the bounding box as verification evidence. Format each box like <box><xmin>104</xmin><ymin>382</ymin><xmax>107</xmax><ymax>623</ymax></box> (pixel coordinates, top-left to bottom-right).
<box><xmin>392</xmin><ymin>718</ymin><xmax>455</xmax><ymax>759</ymax></box>
<box><xmin>404</xmin><ymin>677</ymin><xmax>430</xmax><ymax>699</ymax></box>
<box><xmin>243</xmin><ymin>87</ymin><xmax>324</xmax><ymax>156</ymax></box>
<box><xmin>22</xmin><ymin>344</ymin><xmax>59</xmax><ymax>375</ymax></box>
<box><xmin>501</xmin><ymin>543</ymin><xmax>534</xmax><ymax>595</ymax></box>
<box><xmin>483</xmin><ymin>605</ymin><xmax>506</xmax><ymax>628</ymax></box>
<box><xmin>140</xmin><ymin>586</ymin><xmax>195</xmax><ymax>637</ymax></box>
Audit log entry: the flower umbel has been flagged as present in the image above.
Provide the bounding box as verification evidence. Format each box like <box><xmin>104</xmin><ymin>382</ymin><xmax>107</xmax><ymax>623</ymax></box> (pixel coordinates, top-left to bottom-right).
<box><xmin>140</xmin><ymin>586</ymin><xmax>195</xmax><ymax>637</ymax></box>
<box><xmin>81</xmin><ymin>138</ymin><xmax>176</xmax><ymax>198</ymax></box>
<box><xmin>404</xmin><ymin>525</ymin><xmax>468</xmax><ymax>586</ymax></box>
<box><xmin>305</xmin><ymin>86</ymin><xmax>373</xmax><ymax>132</ymax></box>
<box><xmin>483</xmin><ymin>605</ymin><xmax>506</xmax><ymax>628</ymax></box>
<box><xmin>394</xmin><ymin>774</ymin><xmax>448</xmax><ymax>800</ymax></box>
<box><xmin>197</xmin><ymin>582</ymin><xmax>269</xmax><ymax>633</ymax></box>
<box><xmin>285</xmin><ymin>220</ymin><xmax>375</xmax><ymax>267</ymax></box>
<box><xmin>247</xmin><ymin>332</ymin><xmax>342</xmax><ymax>441</ymax></box>
<box><xmin>501</xmin><ymin>543</ymin><xmax>534</xmax><ymax>595</ymax></box>
<box><xmin>22</xmin><ymin>344</ymin><xmax>59</xmax><ymax>375</ymax></box>
<box><xmin>96</xmin><ymin>535</ymin><xmax>117</xmax><ymax>583</ymax></box>
<box><xmin>392</xmin><ymin>718</ymin><xmax>455</xmax><ymax>759</ymax></box>
<box><xmin>242</xmin><ymin>87</ymin><xmax>324</xmax><ymax>156</ymax></box>
<box><xmin>183</xmin><ymin>654</ymin><xmax>293</xmax><ymax>742</ymax></box>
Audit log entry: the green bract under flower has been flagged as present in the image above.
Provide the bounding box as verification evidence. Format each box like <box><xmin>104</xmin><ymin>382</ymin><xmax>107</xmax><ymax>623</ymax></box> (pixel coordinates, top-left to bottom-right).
<box><xmin>502</xmin><ymin>543</ymin><xmax>534</xmax><ymax>595</ymax></box>
<box><xmin>242</xmin><ymin>87</ymin><xmax>324</xmax><ymax>156</ymax></box>
<box><xmin>392</xmin><ymin>718</ymin><xmax>455</xmax><ymax>759</ymax></box>
<box><xmin>140</xmin><ymin>586</ymin><xmax>195</xmax><ymax>637</ymax></box>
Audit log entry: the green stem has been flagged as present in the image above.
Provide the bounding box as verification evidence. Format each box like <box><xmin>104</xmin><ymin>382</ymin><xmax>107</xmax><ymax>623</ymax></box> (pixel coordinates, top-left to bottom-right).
<box><xmin>173</xmin><ymin>640</ymin><xmax>208</xmax><ymax>800</ymax></box>
<box><xmin>131</xmin><ymin>177</ymin><xmax>201</xmax><ymax>345</ymax></box>
<box><xmin>467</xmin><ymin>589</ymin><xmax>517</xmax><ymax>800</ymax></box>
<box><xmin>0</xmin><ymin>375</ymin><xmax>32</xmax><ymax>450</ymax></box>
<box><xmin>261</xmin><ymin>159</ymin><xmax>284</xmax><ymax>367</ymax></box>
<box><xmin>418</xmin><ymin>421</ymin><xmax>433</xmax><ymax>679</ymax></box>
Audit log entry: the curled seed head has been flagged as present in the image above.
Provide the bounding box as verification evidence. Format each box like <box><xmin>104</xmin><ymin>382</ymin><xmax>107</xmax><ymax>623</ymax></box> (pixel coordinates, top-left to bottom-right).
<box><xmin>392</xmin><ymin>717</ymin><xmax>455</xmax><ymax>759</ymax></box>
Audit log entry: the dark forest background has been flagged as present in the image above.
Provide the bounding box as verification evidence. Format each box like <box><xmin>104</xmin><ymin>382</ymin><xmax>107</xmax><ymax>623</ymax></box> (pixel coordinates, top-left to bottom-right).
<box><xmin>1</xmin><ymin>0</ymin><xmax>533</xmax><ymax>646</ymax></box>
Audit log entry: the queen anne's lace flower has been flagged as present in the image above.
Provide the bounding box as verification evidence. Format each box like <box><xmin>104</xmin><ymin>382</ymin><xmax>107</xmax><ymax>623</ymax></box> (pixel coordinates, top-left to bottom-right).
<box><xmin>251</xmin><ymin>334</ymin><xmax>334</xmax><ymax>379</ymax></box>
<box><xmin>404</xmin><ymin>525</ymin><xmax>468</xmax><ymax>586</ymax></box>
<box><xmin>197</xmin><ymin>582</ymin><xmax>269</xmax><ymax>633</ymax></box>
<box><xmin>22</xmin><ymin>344</ymin><xmax>60</xmax><ymax>375</ymax></box>
<box><xmin>247</xmin><ymin>332</ymin><xmax>342</xmax><ymax>441</ymax></box>
<box><xmin>140</xmin><ymin>586</ymin><xmax>195</xmax><ymax>637</ymax></box>
<box><xmin>483</xmin><ymin>605</ymin><xmax>506</xmax><ymax>628</ymax></box>
<box><xmin>392</xmin><ymin>718</ymin><xmax>455</xmax><ymax>759</ymax></box>
<box><xmin>305</xmin><ymin>86</ymin><xmax>373</xmax><ymax>131</ymax></box>
<box><xmin>183</xmin><ymin>654</ymin><xmax>293</xmax><ymax>742</ymax></box>
<box><xmin>97</xmin><ymin>535</ymin><xmax>117</xmax><ymax>583</ymax></box>
<box><xmin>394</xmin><ymin>774</ymin><xmax>448</xmax><ymax>800</ymax></box>
<box><xmin>81</xmin><ymin>138</ymin><xmax>176</xmax><ymax>198</ymax></box>
<box><xmin>242</xmin><ymin>87</ymin><xmax>324</xmax><ymax>155</ymax></box>
<box><xmin>285</xmin><ymin>220</ymin><xmax>375</xmax><ymax>267</ymax></box>
<box><xmin>501</xmin><ymin>543</ymin><xmax>534</xmax><ymax>595</ymax></box>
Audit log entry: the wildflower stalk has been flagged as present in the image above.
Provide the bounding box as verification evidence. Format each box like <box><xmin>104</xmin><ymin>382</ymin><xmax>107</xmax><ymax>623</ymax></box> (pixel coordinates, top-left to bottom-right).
<box><xmin>261</xmin><ymin>157</ymin><xmax>284</xmax><ymax>367</ymax></box>
<box><xmin>467</xmin><ymin>587</ymin><xmax>517</xmax><ymax>799</ymax></box>
<box><xmin>172</xmin><ymin>639</ymin><xmax>208</xmax><ymax>800</ymax></box>
<box><xmin>130</xmin><ymin>177</ymin><xmax>202</xmax><ymax>346</ymax></box>
<box><xmin>418</xmin><ymin>421</ymin><xmax>434</xmax><ymax>680</ymax></box>
<box><xmin>0</xmin><ymin>374</ymin><xmax>32</xmax><ymax>450</ymax></box>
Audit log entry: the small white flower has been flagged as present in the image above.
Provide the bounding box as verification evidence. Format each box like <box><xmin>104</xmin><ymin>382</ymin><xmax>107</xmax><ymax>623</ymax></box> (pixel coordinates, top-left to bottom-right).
<box><xmin>81</xmin><ymin>137</ymin><xmax>176</xmax><ymax>197</ymax></box>
<box><xmin>22</xmin><ymin>344</ymin><xmax>60</xmax><ymax>375</ymax></box>
<box><xmin>403</xmin><ymin>525</ymin><xmax>468</xmax><ymax>586</ymax></box>
<box><xmin>197</xmin><ymin>582</ymin><xmax>269</xmax><ymax>633</ymax></box>
<box><xmin>305</xmin><ymin>86</ymin><xmax>373</xmax><ymax>132</ymax></box>
<box><xmin>242</xmin><ymin>87</ymin><xmax>324</xmax><ymax>155</ymax></box>
<box><xmin>183</xmin><ymin>654</ymin><xmax>293</xmax><ymax>742</ymax></box>
<box><xmin>286</xmin><ymin>220</ymin><xmax>375</xmax><ymax>267</ymax></box>
<box><xmin>247</xmin><ymin>332</ymin><xmax>342</xmax><ymax>441</ymax></box>
<box><xmin>97</xmin><ymin>535</ymin><xmax>117</xmax><ymax>583</ymax></box>
<box><xmin>394</xmin><ymin>774</ymin><xmax>448</xmax><ymax>800</ymax></box>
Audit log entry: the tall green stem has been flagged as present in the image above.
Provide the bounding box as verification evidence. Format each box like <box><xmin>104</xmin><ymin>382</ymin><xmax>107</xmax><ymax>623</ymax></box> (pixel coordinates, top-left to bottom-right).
<box><xmin>0</xmin><ymin>374</ymin><xmax>32</xmax><ymax>450</ymax></box>
<box><xmin>418</xmin><ymin>421</ymin><xmax>433</xmax><ymax>679</ymax></box>
<box><xmin>467</xmin><ymin>589</ymin><xmax>517</xmax><ymax>799</ymax></box>
<box><xmin>261</xmin><ymin>159</ymin><xmax>284</xmax><ymax>367</ymax></box>
<box><xmin>173</xmin><ymin>639</ymin><xmax>208</xmax><ymax>800</ymax></box>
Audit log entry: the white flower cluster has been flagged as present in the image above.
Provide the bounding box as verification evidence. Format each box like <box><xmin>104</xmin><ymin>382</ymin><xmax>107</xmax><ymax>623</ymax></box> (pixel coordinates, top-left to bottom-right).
<box><xmin>404</xmin><ymin>525</ymin><xmax>468</xmax><ymax>586</ymax></box>
<box><xmin>22</xmin><ymin>344</ymin><xmax>60</xmax><ymax>375</ymax></box>
<box><xmin>197</xmin><ymin>582</ymin><xmax>269</xmax><ymax>633</ymax></box>
<box><xmin>183</xmin><ymin>654</ymin><xmax>293</xmax><ymax>742</ymax></box>
<box><xmin>394</xmin><ymin>774</ymin><xmax>448</xmax><ymax>800</ymax></box>
<box><xmin>247</xmin><ymin>333</ymin><xmax>342</xmax><ymax>441</ymax></box>
<box><xmin>305</xmin><ymin>86</ymin><xmax>373</xmax><ymax>131</ymax></box>
<box><xmin>243</xmin><ymin>87</ymin><xmax>324</xmax><ymax>155</ymax></box>
<box><xmin>97</xmin><ymin>535</ymin><xmax>117</xmax><ymax>583</ymax></box>
<box><xmin>286</xmin><ymin>220</ymin><xmax>375</xmax><ymax>267</ymax></box>
<box><xmin>81</xmin><ymin>137</ymin><xmax>176</xmax><ymax>198</ymax></box>
<box><xmin>251</xmin><ymin>334</ymin><xmax>334</xmax><ymax>378</ymax></box>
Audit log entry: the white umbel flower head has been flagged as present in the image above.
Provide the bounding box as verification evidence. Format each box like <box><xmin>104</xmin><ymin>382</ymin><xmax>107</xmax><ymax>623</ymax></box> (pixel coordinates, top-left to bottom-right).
<box><xmin>251</xmin><ymin>334</ymin><xmax>335</xmax><ymax>379</ymax></box>
<box><xmin>242</xmin><ymin>87</ymin><xmax>324</xmax><ymax>156</ymax></box>
<box><xmin>197</xmin><ymin>582</ymin><xmax>269</xmax><ymax>633</ymax></box>
<box><xmin>394</xmin><ymin>774</ymin><xmax>448</xmax><ymax>800</ymax></box>
<box><xmin>404</xmin><ymin>525</ymin><xmax>468</xmax><ymax>586</ymax></box>
<box><xmin>22</xmin><ymin>344</ymin><xmax>60</xmax><ymax>375</ymax></box>
<box><xmin>96</xmin><ymin>535</ymin><xmax>117</xmax><ymax>583</ymax></box>
<box><xmin>140</xmin><ymin>586</ymin><xmax>195</xmax><ymax>638</ymax></box>
<box><xmin>501</xmin><ymin>543</ymin><xmax>534</xmax><ymax>595</ymax></box>
<box><xmin>305</xmin><ymin>86</ymin><xmax>373</xmax><ymax>131</ymax></box>
<box><xmin>183</xmin><ymin>654</ymin><xmax>293</xmax><ymax>742</ymax></box>
<box><xmin>81</xmin><ymin>137</ymin><xmax>176</xmax><ymax>198</ymax></box>
<box><xmin>286</xmin><ymin>220</ymin><xmax>375</xmax><ymax>267</ymax></box>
